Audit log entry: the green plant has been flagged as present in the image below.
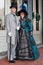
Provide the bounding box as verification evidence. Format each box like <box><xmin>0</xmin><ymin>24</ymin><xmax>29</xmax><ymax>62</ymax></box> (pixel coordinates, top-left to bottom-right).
<box><xmin>32</xmin><ymin>12</ymin><xmax>40</xmax><ymax>21</ymax></box>
<box><xmin>35</xmin><ymin>13</ymin><xmax>40</xmax><ymax>21</ymax></box>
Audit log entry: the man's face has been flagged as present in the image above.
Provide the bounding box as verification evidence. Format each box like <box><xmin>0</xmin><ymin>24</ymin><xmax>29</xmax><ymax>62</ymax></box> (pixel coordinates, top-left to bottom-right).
<box><xmin>11</xmin><ymin>7</ymin><xmax>16</xmax><ymax>13</ymax></box>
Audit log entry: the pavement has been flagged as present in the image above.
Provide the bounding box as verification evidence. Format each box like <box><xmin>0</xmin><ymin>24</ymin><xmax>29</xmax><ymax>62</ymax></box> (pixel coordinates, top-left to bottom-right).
<box><xmin>0</xmin><ymin>48</ymin><xmax>43</xmax><ymax>65</ymax></box>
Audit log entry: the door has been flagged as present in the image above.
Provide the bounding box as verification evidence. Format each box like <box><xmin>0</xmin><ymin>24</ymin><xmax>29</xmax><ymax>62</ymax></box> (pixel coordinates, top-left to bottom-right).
<box><xmin>33</xmin><ymin>0</ymin><xmax>42</xmax><ymax>44</ymax></box>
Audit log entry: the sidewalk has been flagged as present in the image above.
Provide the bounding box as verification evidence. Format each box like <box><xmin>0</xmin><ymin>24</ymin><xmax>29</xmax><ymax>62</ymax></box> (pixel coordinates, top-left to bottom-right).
<box><xmin>0</xmin><ymin>48</ymin><xmax>43</xmax><ymax>65</ymax></box>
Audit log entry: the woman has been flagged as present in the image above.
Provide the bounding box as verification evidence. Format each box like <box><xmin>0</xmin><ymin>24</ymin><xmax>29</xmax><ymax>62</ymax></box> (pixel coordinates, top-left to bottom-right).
<box><xmin>17</xmin><ymin>4</ymin><xmax>39</xmax><ymax>60</ymax></box>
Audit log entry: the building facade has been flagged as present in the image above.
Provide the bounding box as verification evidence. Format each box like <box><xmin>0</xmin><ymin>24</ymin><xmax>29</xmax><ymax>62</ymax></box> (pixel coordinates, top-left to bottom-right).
<box><xmin>0</xmin><ymin>0</ymin><xmax>43</xmax><ymax>55</ymax></box>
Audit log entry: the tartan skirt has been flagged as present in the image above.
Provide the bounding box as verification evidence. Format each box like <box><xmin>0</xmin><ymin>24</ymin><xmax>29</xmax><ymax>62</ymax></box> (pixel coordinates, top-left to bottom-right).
<box><xmin>17</xmin><ymin>29</ymin><xmax>33</xmax><ymax>59</ymax></box>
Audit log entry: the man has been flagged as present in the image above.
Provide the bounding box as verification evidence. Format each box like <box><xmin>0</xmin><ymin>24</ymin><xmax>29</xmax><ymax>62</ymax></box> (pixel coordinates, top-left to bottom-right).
<box><xmin>5</xmin><ymin>2</ymin><xmax>20</xmax><ymax>63</ymax></box>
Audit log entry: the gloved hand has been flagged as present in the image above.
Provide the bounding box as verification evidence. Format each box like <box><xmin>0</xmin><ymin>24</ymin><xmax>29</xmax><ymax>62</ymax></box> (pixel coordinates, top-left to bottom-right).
<box><xmin>8</xmin><ymin>32</ymin><xmax>12</xmax><ymax>37</ymax></box>
<box><xmin>17</xmin><ymin>26</ymin><xmax>20</xmax><ymax>30</ymax></box>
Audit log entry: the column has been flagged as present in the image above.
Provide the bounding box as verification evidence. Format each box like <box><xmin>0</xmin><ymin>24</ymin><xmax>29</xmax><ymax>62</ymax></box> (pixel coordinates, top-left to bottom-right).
<box><xmin>5</xmin><ymin>0</ymin><xmax>11</xmax><ymax>15</ymax></box>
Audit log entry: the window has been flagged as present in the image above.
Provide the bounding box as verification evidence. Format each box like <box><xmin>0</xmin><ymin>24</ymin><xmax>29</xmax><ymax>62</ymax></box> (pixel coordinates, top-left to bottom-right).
<box><xmin>36</xmin><ymin>0</ymin><xmax>39</xmax><ymax>13</ymax></box>
<box><xmin>36</xmin><ymin>0</ymin><xmax>39</xmax><ymax>31</ymax></box>
<box><xmin>0</xmin><ymin>0</ymin><xmax>5</xmax><ymax>30</ymax></box>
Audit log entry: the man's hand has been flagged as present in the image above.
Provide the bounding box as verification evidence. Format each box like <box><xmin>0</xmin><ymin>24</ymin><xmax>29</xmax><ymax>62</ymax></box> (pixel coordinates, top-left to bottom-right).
<box><xmin>17</xmin><ymin>26</ymin><xmax>20</xmax><ymax>30</ymax></box>
<box><xmin>8</xmin><ymin>32</ymin><xmax>12</xmax><ymax>37</ymax></box>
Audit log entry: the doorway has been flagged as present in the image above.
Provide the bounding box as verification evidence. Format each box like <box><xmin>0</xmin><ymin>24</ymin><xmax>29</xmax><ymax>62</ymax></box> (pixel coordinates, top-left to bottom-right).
<box><xmin>33</xmin><ymin>0</ymin><xmax>42</xmax><ymax>45</ymax></box>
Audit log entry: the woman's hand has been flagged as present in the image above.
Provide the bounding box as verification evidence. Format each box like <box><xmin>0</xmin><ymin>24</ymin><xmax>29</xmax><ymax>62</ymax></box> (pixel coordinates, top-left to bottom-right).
<box><xmin>31</xmin><ymin>31</ymin><xmax>33</xmax><ymax>35</ymax></box>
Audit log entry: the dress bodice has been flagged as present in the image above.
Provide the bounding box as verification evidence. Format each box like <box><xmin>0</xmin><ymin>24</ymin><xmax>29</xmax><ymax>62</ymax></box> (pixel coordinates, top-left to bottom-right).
<box><xmin>20</xmin><ymin>19</ymin><xmax>31</xmax><ymax>33</ymax></box>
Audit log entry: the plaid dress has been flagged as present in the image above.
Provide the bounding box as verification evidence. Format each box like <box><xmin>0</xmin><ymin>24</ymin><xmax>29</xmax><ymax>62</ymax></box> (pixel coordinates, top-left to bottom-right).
<box><xmin>16</xmin><ymin>18</ymin><xmax>39</xmax><ymax>60</ymax></box>
<box><xmin>18</xmin><ymin>28</ymin><xmax>33</xmax><ymax>59</ymax></box>
<box><xmin>17</xmin><ymin>19</ymin><xmax>33</xmax><ymax>59</ymax></box>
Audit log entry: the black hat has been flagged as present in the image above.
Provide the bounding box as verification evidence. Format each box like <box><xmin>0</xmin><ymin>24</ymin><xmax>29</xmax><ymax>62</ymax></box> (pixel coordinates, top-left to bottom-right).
<box><xmin>17</xmin><ymin>4</ymin><xmax>28</xmax><ymax>16</ymax></box>
<box><xmin>10</xmin><ymin>2</ymin><xmax>17</xmax><ymax>9</ymax></box>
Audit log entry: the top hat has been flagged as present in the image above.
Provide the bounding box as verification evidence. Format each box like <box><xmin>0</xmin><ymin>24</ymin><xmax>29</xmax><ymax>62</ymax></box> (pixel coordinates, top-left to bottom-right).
<box><xmin>17</xmin><ymin>4</ymin><xmax>28</xmax><ymax>16</ymax></box>
<box><xmin>10</xmin><ymin>2</ymin><xmax>17</xmax><ymax>9</ymax></box>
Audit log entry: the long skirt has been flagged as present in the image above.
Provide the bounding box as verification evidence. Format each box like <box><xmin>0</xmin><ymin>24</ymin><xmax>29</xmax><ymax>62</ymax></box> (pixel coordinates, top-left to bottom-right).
<box><xmin>16</xmin><ymin>29</ymin><xmax>33</xmax><ymax>60</ymax></box>
<box><xmin>16</xmin><ymin>29</ymin><xmax>39</xmax><ymax>60</ymax></box>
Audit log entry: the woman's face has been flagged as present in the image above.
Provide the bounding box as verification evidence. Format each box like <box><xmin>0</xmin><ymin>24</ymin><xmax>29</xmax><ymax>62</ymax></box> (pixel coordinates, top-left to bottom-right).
<box><xmin>20</xmin><ymin>12</ymin><xmax>25</xmax><ymax>19</ymax></box>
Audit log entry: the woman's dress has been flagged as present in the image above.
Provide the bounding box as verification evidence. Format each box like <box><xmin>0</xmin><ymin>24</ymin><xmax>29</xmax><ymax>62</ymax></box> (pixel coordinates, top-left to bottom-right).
<box><xmin>17</xmin><ymin>19</ymin><xmax>39</xmax><ymax>60</ymax></box>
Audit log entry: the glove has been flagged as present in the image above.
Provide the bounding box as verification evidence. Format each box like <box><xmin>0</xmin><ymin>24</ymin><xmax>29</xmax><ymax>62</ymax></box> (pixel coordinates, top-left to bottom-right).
<box><xmin>8</xmin><ymin>32</ymin><xmax>12</xmax><ymax>37</ymax></box>
<box><xmin>17</xmin><ymin>26</ymin><xmax>20</xmax><ymax>30</ymax></box>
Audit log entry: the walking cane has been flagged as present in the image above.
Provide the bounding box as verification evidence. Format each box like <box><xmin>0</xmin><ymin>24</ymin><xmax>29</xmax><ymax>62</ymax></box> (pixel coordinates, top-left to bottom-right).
<box><xmin>9</xmin><ymin>36</ymin><xmax>11</xmax><ymax>62</ymax></box>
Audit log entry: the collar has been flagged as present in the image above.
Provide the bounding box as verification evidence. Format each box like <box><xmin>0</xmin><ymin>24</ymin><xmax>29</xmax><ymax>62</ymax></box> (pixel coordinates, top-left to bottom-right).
<box><xmin>11</xmin><ymin>12</ymin><xmax>16</xmax><ymax>16</ymax></box>
<box><xmin>20</xmin><ymin>17</ymin><xmax>26</xmax><ymax>21</ymax></box>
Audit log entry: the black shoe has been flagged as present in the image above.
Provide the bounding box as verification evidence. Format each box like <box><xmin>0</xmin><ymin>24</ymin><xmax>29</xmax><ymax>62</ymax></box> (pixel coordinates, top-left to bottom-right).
<box><xmin>8</xmin><ymin>60</ymin><xmax>15</xmax><ymax>63</ymax></box>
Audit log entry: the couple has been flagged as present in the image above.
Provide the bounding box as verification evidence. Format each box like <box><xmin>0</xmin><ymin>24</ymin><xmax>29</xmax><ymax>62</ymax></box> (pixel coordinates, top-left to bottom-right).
<box><xmin>5</xmin><ymin>2</ymin><xmax>39</xmax><ymax>63</ymax></box>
